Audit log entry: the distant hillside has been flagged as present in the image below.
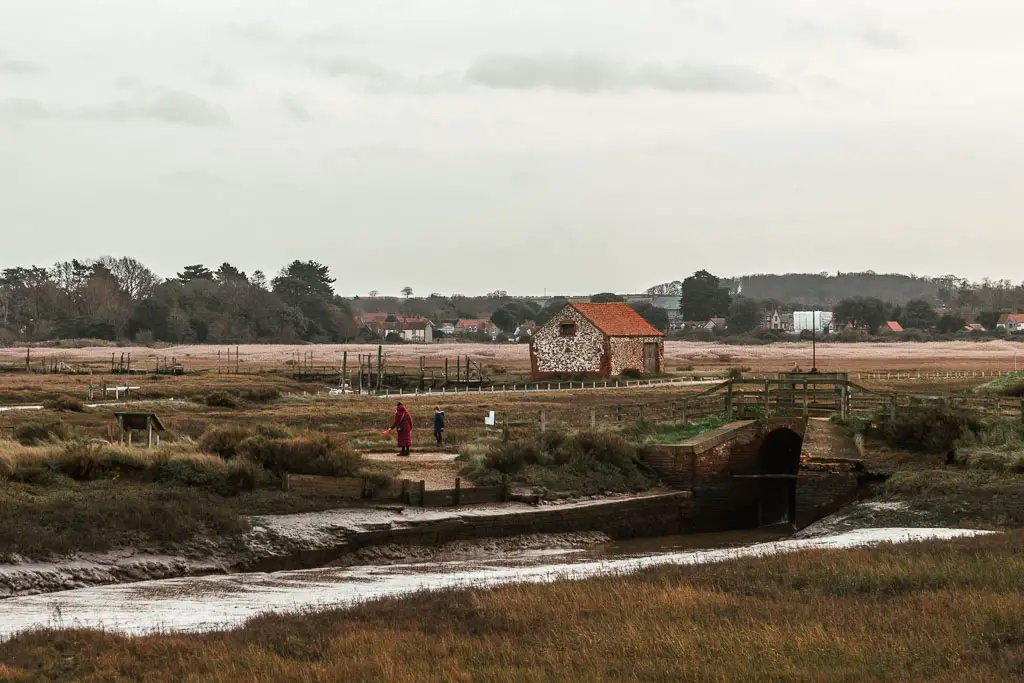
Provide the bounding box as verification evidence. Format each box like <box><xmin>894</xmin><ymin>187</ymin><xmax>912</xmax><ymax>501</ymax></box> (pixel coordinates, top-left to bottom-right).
<box><xmin>649</xmin><ymin>272</ymin><xmax>951</xmax><ymax>306</ymax></box>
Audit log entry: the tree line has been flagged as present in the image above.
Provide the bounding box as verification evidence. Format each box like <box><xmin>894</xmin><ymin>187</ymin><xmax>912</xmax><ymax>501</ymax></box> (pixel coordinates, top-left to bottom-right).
<box><xmin>0</xmin><ymin>258</ymin><xmax>357</xmax><ymax>344</ymax></box>
<box><xmin>673</xmin><ymin>270</ymin><xmax>1020</xmax><ymax>335</ymax></box>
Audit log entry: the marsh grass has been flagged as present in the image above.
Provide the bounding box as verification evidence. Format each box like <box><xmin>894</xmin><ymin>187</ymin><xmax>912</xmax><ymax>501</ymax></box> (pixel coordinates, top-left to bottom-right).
<box><xmin>3</xmin><ymin>532</ymin><xmax>1024</xmax><ymax>681</ymax></box>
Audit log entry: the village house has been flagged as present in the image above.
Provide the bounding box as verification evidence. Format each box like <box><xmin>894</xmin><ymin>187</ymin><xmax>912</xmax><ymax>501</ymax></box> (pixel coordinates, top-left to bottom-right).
<box><xmin>885</xmin><ymin>321</ymin><xmax>904</xmax><ymax>333</ymax></box>
<box><xmin>964</xmin><ymin>323</ymin><xmax>986</xmax><ymax>333</ymax></box>
<box><xmin>997</xmin><ymin>314</ymin><xmax>1024</xmax><ymax>331</ymax></box>
<box><xmin>703</xmin><ymin>317</ymin><xmax>727</xmax><ymax>332</ymax></box>
<box><xmin>530</xmin><ymin>302</ymin><xmax>664</xmax><ymax>378</ymax></box>
<box><xmin>761</xmin><ymin>309</ymin><xmax>793</xmax><ymax>332</ymax></box>
<box><xmin>396</xmin><ymin>320</ymin><xmax>434</xmax><ymax>343</ymax></box>
<box><xmin>454</xmin><ymin>319</ymin><xmax>498</xmax><ymax>339</ymax></box>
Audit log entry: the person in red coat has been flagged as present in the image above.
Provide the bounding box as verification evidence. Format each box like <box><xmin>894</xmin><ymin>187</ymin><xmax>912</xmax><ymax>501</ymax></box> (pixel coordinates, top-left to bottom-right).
<box><xmin>386</xmin><ymin>401</ymin><xmax>414</xmax><ymax>456</ymax></box>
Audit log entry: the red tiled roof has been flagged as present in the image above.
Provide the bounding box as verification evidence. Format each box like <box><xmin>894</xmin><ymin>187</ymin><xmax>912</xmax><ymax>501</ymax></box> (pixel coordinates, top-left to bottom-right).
<box><xmin>570</xmin><ymin>302</ymin><xmax>664</xmax><ymax>337</ymax></box>
<box><xmin>999</xmin><ymin>313</ymin><xmax>1024</xmax><ymax>324</ymax></box>
<box><xmin>886</xmin><ymin>321</ymin><xmax>904</xmax><ymax>333</ymax></box>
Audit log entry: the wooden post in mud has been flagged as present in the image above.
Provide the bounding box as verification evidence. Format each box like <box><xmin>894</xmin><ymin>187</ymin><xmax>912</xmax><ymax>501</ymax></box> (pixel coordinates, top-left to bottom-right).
<box><xmin>454</xmin><ymin>478</ymin><xmax>461</xmax><ymax>506</ymax></box>
<box><xmin>680</xmin><ymin>398</ymin><xmax>688</xmax><ymax>426</ymax></box>
<box><xmin>540</xmin><ymin>410</ymin><xmax>546</xmax><ymax>432</ymax></box>
<box><xmin>726</xmin><ymin>381</ymin><xmax>734</xmax><ymax>418</ymax></box>
<box><xmin>342</xmin><ymin>351</ymin><xmax>348</xmax><ymax>390</ymax></box>
<box><xmin>419</xmin><ymin>480</ymin><xmax>426</xmax><ymax>507</ymax></box>
<box><xmin>890</xmin><ymin>395</ymin><xmax>897</xmax><ymax>421</ymax></box>
<box><xmin>764</xmin><ymin>380</ymin><xmax>771</xmax><ymax>418</ymax></box>
<box><xmin>802</xmin><ymin>382</ymin><xmax>809</xmax><ymax>419</ymax></box>
<box><xmin>590</xmin><ymin>408</ymin><xmax>596</xmax><ymax>430</ymax></box>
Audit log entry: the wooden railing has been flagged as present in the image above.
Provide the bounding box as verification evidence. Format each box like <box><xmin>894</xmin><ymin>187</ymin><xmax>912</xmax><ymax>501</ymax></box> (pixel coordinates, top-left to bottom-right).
<box><xmin>489</xmin><ymin>376</ymin><xmax>1024</xmax><ymax>433</ymax></box>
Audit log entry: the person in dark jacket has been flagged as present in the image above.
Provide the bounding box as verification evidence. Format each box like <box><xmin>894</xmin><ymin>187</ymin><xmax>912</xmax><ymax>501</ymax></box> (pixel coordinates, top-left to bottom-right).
<box><xmin>385</xmin><ymin>401</ymin><xmax>413</xmax><ymax>456</ymax></box>
<box><xmin>433</xmin><ymin>407</ymin><xmax>445</xmax><ymax>447</ymax></box>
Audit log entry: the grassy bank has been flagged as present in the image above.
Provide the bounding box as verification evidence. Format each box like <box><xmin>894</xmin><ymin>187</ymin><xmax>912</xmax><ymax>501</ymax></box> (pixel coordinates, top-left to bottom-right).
<box><xmin>0</xmin><ymin>432</ymin><xmax>397</xmax><ymax>560</ymax></box>
<box><xmin>3</xmin><ymin>532</ymin><xmax>1023</xmax><ymax>681</ymax></box>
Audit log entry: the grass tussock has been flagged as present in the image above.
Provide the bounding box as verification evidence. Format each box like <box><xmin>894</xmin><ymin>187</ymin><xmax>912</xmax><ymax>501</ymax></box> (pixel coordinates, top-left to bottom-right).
<box><xmin>0</xmin><ymin>439</ymin><xmax>267</xmax><ymax>495</ymax></box>
<box><xmin>622</xmin><ymin>413</ymin><xmax>731</xmax><ymax>444</ymax></box>
<box><xmin>41</xmin><ymin>395</ymin><xmax>85</xmax><ymax>412</ymax></box>
<box><xmin>460</xmin><ymin>431</ymin><xmax>657</xmax><ymax>496</ymax></box>
<box><xmin>10</xmin><ymin>421</ymin><xmax>71</xmax><ymax>446</ymax></box>
<box><xmin>3</xmin><ymin>533</ymin><xmax>1024</xmax><ymax>681</ymax></box>
<box><xmin>0</xmin><ymin>481</ymin><xmax>250</xmax><ymax>559</ymax></box>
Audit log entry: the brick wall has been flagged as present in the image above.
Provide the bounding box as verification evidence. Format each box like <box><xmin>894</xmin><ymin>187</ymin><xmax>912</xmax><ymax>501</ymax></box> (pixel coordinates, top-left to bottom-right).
<box><xmin>642</xmin><ymin>419</ymin><xmax>857</xmax><ymax>530</ymax></box>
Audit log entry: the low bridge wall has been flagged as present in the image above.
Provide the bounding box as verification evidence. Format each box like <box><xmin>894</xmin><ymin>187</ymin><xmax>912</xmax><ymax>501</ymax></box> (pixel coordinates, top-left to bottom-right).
<box><xmin>643</xmin><ymin>419</ymin><xmax>858</xmax><ymax>529</ymax></box>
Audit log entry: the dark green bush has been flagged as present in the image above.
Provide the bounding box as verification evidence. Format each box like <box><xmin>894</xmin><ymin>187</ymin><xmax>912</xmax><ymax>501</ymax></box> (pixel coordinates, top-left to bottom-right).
<box><xmin>205</xmin><ymin>391</ymin><xmax>239</xmax><ymax>409</ymax></box>
<box><xmin>12</xmin><ymin>421</ymin><xmax>71</xmax><ymax>446</ymax></box>
<box><xmin>198</xmin><ymin>425</ymin><xmax>252</xmax><ymax>458</ymax></box>
<box><xmin>42</xmin><ymin>396</ymin><xmax>85</xmax><ymax>412</ymax></box>
<box><xmin>881</xmin><ymin>405</ymin><xmax>983</xmax><ymax>454</ymax></box>
<box><xmin>464</xmin><ymin>431</ymin><xmax>656</xmax><ymax>496</ymax></box>
<box><xmin>240</xmin><ymin>433</ymin><xmax>361</xmax><ymax>476</ymax></box>
<box><xmin>238</xmin><ymin>388</ymin><xmax>282</xmax><ymax>404</ymax></box>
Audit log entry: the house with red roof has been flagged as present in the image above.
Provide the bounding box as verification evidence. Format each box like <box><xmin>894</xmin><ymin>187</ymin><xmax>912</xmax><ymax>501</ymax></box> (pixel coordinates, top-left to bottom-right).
<box><xmin>530</xmin><ymin>302</ymin><xmax>664</xmax><ymax>378</ymax></box>
<box><xmin>997</xmin><ymin>313</ymin><xmax>1024</xmax><ymax>332</ymax></box>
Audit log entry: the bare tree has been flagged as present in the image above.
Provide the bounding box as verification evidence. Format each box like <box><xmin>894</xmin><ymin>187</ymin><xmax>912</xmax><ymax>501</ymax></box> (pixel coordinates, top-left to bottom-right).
<box><xmin>98</xmin><ymin>256</ymin><xmax>160</xmax><ymax>300</ymax></box>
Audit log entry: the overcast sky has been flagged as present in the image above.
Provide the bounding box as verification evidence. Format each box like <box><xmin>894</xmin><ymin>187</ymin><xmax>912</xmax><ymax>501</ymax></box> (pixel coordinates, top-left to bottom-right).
<box><xmin>3</xmin><ymin>1</ymin><xmax>1024</xmax><ymax>296</ymax></box>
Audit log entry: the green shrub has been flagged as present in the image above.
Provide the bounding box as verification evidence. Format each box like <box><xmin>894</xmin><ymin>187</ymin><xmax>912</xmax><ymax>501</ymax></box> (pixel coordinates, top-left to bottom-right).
<box><xmin>880</xmin><ymin>405</ymin><xmax>983</xmax><ymax>454</ymax></box>
<box><xmin>42</xmin><ymin>396</ymin><xmax>85</xmax><ymax>412</ymax></box>
<box><xmin>462</xmin><ymin>430</ymin><xmax>657</xmax><ymax>496</ymax></box>
<box><xmin>205</xmin><ymin>391</ymin><xmax>239</xmax><ymax>409</ymax></box>
<box><xmin>198</xmin><ymin>425</ymin><xmax>252</xmax><ymax>458</ymax></box>
<box><xmin>238</xmin><ymin>388</ymin><xmax>282</xmax><ymax>404</ymax></box>
<box><xmin>12</xmin><ymin>421</ymin><xmax>70</xmax><ymax>446</ymax></box>
<box><xmin>52</xmin><ymin>442</ymin><xmax>107</xmax><ymax>480</ymax></box>
<box><xmin>240</xmin><ymin>432</ymin><xmax>361</xmax><ymax>476</ymax></box>
<box><xmin>222</xmin><ymin>457</ymin><xmax>265</xmax><ymax>493</ymax></box>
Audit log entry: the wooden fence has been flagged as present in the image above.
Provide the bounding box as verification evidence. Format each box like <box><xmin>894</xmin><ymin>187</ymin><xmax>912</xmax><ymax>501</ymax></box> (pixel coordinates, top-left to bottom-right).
<box><xmin>487</xmin><ymin>375</ymin><xmax>1024</xmax><ymax>433</ymax></box>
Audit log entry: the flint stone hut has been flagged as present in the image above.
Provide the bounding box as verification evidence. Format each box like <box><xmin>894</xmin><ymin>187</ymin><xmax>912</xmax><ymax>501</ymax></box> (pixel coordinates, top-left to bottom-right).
<box><xmin>530</xmin><ymin>302</ymin><xmax>665</xmax><ymax>378</ymax></box>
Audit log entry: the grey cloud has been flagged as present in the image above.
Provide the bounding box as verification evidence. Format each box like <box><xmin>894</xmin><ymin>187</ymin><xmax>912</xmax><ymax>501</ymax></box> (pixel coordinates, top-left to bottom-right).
<box><xmin>323</xmin><ymin>57</ymin><xmax>394</xmax><ymax>82</ymax></box>
<box><xmin>98</xmin><ymin>90</ymin><xmax>230</xmax><ymax>126</ymax></box>
<box><xmin>280</xmin><ymin>94</ymin><xmax>311</xmax><ymax>121</ymax></box>
<box><xmin>0</xmin><ymin>98</ymin><xmax>49</xmax><ymax>123</ymax></box>
<box><xmin>465</xmin><ymin>54</ymin><xmax>778</xmax><ymax>93</ymax></box>
<box><xmin>0</xmin><ymin>58</ymin><xmax>41</xmax><ymax>75</ymax></box>
<box><xmin>859</xmin><ymin>23</ymin><xmax>909</xmax><ymax>51</ymax></box>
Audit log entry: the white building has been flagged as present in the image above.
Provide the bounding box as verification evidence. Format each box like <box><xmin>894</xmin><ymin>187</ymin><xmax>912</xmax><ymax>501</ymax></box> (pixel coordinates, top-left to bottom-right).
<box><xmin>792</xmin><ymin>311</ymin><xmax>834</xmax><ymax>334</ymax></box>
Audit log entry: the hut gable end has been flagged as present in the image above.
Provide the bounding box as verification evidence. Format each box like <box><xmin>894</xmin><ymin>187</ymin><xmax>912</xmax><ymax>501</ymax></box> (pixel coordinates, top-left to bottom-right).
<box><xmin>530</xmin><ymin>305</ymin><xmax>607</xmax><ymax>376</ymax></box>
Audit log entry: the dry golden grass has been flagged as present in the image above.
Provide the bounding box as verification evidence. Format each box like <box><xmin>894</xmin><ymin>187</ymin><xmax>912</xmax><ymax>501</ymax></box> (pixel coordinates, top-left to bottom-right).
<box><xmin>3</xmin><ymin>532</ymin><xmax>1023</xmax><ymax>681</ymax></box>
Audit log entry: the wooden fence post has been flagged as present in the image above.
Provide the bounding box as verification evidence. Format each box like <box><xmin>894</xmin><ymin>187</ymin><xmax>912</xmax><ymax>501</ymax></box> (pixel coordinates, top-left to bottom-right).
<box><xmin>590</xmin><ymin>408</ymin><xmax>596</xmax><ymax>430</ymax></box>
<box><xmin>726</xmin><ymin>381</ymin><xmax>734</xmax><ymax>418</ymax></box>
<box><xmin>763</xmin><ymin>380</ymin><xmax>771</xmax><ymax>418</ymax></box>
<box><xmin>420</xmin><ymin>480</ymin><xmax>427</xmax><ymax>507</ymax></box>
<box><xmin>802</xmin><ymin>382</ymin><xmax>809</xmax><ymax>419</ymax></box>
<box><xmin>890</xmin><ymin>395</ymin><xmax>897</xmax><ymax>421</ymax></box>
<box><xmin>680</xmin><ymin>398</ymin><xmax>689</xmax><ymax>426</ymax></box>
<box><xmin>455</xmin><ymin>478</ymin><xmax>461</xmax><ymax>506</ymax></box>
<box><xmin>540</xmin><ymin>410</ymin><xmax>546</xmax><ymax>432</ymax></box>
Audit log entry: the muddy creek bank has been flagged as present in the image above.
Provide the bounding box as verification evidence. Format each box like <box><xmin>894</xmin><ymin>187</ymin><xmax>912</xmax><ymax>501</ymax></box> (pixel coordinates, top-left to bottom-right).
<box><xmin>0</xmin><ymin>527</ymin><xmax>988</xmax><ymax>639</ymax></box>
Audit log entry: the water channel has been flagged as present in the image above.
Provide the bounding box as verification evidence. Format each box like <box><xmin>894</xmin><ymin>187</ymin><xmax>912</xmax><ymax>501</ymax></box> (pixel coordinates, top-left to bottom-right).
<box><xmin>0</xmin><ymin>527</ymin><xmax>985</xmax><ymax>639</ymax></box>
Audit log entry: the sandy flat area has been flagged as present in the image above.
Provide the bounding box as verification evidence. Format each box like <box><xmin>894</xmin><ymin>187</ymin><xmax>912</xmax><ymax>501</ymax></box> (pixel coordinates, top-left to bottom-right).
<box><xmin>2</xmin><ymin>340</ymin><xmax>1021</xmax><ymax>372</ymax></box>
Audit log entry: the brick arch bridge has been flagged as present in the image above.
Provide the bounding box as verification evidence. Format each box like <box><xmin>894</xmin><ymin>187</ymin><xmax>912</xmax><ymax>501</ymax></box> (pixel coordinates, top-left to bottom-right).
<box><xmin>642</xmin><ymin>418</ymin><xmax>858</xmax><ymax>529</ymax></box>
